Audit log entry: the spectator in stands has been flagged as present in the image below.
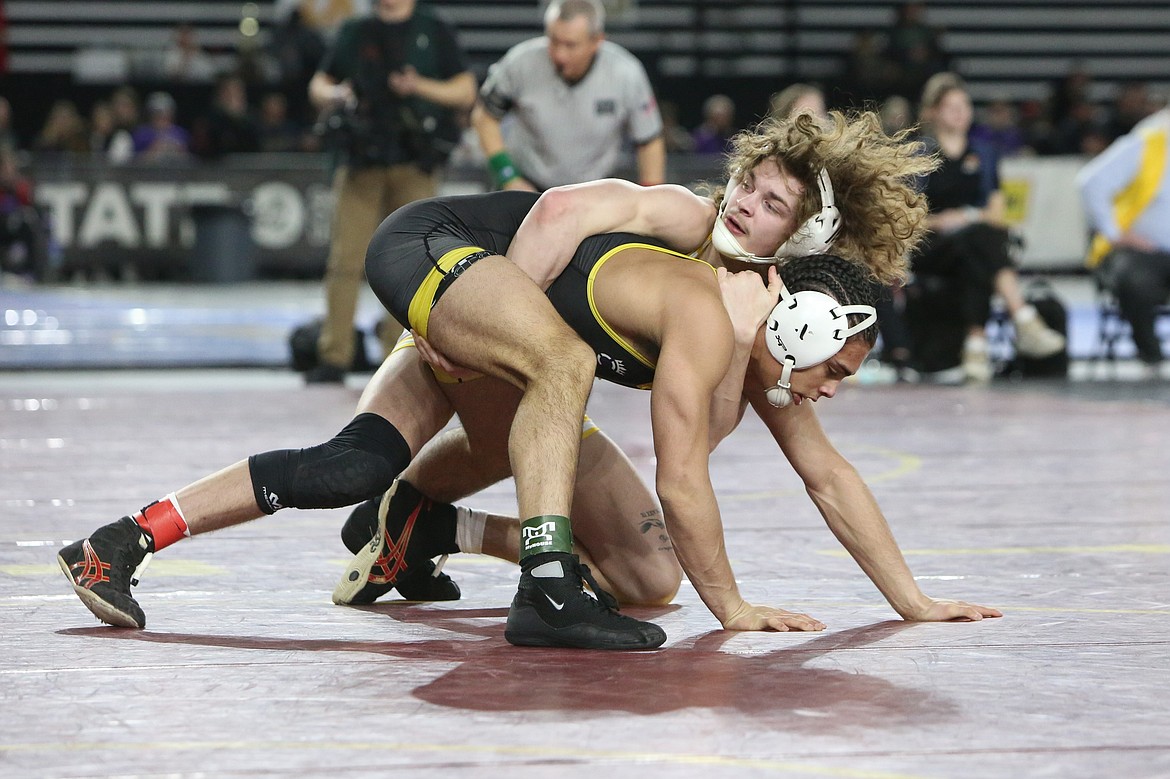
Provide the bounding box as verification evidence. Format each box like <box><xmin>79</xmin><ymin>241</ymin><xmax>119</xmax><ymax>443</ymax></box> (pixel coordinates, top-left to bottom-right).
<box><xmin>103</xmin><ymin>87</ymin><xmax>139</xmax><ymax>164</ymax></box>
<box><xmin>233</xmin><ymin>30</ymin><xmax>279</xmax><ymax>94</ymax></box>
<box><xmin>1016</xmin><ymin>98</ymin><xmax>1052</xmax><ymax>154</ymax></box>
<box><xmin>257</xmin><ymin>92</ymin><xmax>311</xmax><ymax>152</ymax></box>
<box><xmin>132</xmin><ymin>92</ymin><xmax>191</xmax><ymax>161</ymax></box>
<box><xmin>268</xmin><ymin>7</ymin><xmax>327</xmax><ymax>126</ymax></box>
<box><xmin>885</xmin><ymin>2</ymin><xmax>949</xmax><ymax>100</ymax></box>
<box><xmin>843</xmin><ymin>29</ymin><xmax>897</xmax><ymax>104</ymax></box>
<box><xmin>304</xmin><ymin>0</ymin><xmax>476</xmax><ymax>384</ymax></box>
<box><xmin>88</xmin><ymin>102</ymin><xmax>114</xmax><ymax>154</ymax></box>
<box><xmin>658</xmin><ymin>100</ymin><xmax>696</xmax><ymax>154</ymax></box>
<box><xmin>969</xmin><ymin>97</ymin><xmax>1030</xmax><ymax>160</ymax></box>
<box><xmin>879</xmin><ymin>94</ymin><xmax>913</xmax><ymax>137</ymax></box>
<box><xmin>109</xmin><ymin>87</ymin><xmax>140</xmax><ymax>135</ymax></box>
<box><xmin>907</xmin><ymin>72</ymin><xmax>1065</xmax><ymax>382</ymax></box>
<box><xmin>768</xmin><ymin>83</ymin><xmax>827</xmax><ymax>123</ymax></box>
<box><xmin>1037</xmin><ymin>64</ymin><xmax>1101</xmax><ymax>155</ymax></box>
<box><xmin>0</xmin><ymin>148</ymin><xmax>32</xmax><ymax>212</ymax></box>
<box><xmin>163</xmin><ymin>23</ymin><xmax>217</xmax><ymax>84</ymax></box>
<box><xmin>191</xmin><ymin>73</ymin><xmax>261</xmax><ymax>158</ymax></box>
<box><xmin>0</xmin><ymin>97</ymin><xmax>20</xmax><ymax>153</ymax></box>
<box><xmin>34</xmin><ymin>99</ymin><xmax>89</xmax><ymax>156</ymax></box>
<box><xmin>692</xmin><ymin>93</ymin><xmax>736</xmax><ymax>156</ymax></box>
<box><xmin>1047</xmin><ymin>98</ymin><xmax>1110</xmax><ymax>157</ymax></box>
<box><xmin>87</xmin><ymin>101</ymin><xmax>129</xmax><ymax>163</ymax></box>
<box><xmin>0</xmin><ymin>146</ymin><xmax>49</xmax><ymax>280</ymax></box>
<box><xmin>471</xmin><ymin>0</ymin><xmax>665</xmax><ymax>191</ymax></box>
<box><xmin>1047</xmin><ymin>65</ymin><xmax>1093</xmax><ymax>130</ymax></box>
<box><xmin>1104</xmin><ymin>80</ymin><xmax>1155</xmax><ymax>142</ymax></box>
<box><xmin>1077</xmin><ymin>107</ymin><xmax>1170</xmax><ymax>378</ymax></box>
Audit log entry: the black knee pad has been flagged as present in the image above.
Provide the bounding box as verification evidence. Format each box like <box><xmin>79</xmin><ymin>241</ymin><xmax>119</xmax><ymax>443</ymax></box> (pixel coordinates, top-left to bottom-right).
<box><xmin>248</xmin><ymin>413</ymin><xmax>410</xmax><ymax>514</ymax></box>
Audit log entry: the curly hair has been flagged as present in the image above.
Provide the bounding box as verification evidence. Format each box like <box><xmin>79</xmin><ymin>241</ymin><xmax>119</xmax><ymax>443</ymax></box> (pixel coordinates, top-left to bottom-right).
<box><xmin>719</xmin><ymin>110</ymin><xmax>938</xmax><ymax>286</ymax></box>
<box><xmin>779</xmin><ymin>253</ymin><xmax>879</xmax><ymax>347</ymax></box>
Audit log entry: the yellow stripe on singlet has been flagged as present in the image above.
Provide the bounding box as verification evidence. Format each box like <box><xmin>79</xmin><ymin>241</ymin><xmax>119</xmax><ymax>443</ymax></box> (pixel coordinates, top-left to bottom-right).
<box><xmin>586</xmin><ymin>242</ymin><xmax>717</xmax><ymax>376</ymax></box>
<box><xmin>406</xmin><ymin>245</ymin><xmax>493</xmax><ymax>338</ymax></box>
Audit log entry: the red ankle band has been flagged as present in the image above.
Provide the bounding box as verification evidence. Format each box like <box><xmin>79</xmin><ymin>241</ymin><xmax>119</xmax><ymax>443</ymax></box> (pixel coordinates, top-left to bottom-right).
<box><xmin>133</xmin><ymin>498</ymin><xmax>189</xmax><ymax>550</ymax></box>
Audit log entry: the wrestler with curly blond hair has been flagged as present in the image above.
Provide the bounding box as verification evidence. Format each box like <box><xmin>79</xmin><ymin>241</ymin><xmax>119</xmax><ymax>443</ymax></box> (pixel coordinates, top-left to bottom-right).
<box><xmin>718</xmin><ymin>110</ymin><xmax>937</xmax><ymax>286</ymax></box>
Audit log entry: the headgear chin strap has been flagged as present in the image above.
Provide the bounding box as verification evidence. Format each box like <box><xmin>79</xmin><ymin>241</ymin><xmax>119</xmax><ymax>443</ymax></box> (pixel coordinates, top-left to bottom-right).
<box><xmin>763</xmin><ymin>286</ymin><xmax>876</xmax><ymax>408</ymax></box>
<box><xmin>712</xmin><ymin>168</ymin><xmax>841</xmax><ymax>265</ymax></box>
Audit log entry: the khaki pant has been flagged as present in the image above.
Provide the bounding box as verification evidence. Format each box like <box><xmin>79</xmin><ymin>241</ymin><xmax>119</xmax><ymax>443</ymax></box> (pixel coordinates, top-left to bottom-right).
<box><xmin>317</xmin><ymin>163</ymin><xmax>438</xmax><ymax>369</ymax></box>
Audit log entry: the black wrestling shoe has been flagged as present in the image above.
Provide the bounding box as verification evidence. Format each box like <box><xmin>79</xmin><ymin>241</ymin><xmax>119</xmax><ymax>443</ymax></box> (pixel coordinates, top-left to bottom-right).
<box><xmin>339</xmin><ymin>495</ymin><xmax>384</xmax><ymax>554</ymax></box>
<box><xmin>333</xmin><ymin>480</ymin><xmax>460</xmax><ymax>605</ymax></box>
<box><xmin>57</xmin><ymin>516</ymin><xmax>154</xmax><ymax>628</ymax></box>
<box><xmin>504</xmin><ymin>552</ymin><xmax>667</xmax><ymax>650</ymax></box>
<box><xmin>339</xmin><ymin>494</ymin><xmax>461</xmax><ymax>603</ymax></box>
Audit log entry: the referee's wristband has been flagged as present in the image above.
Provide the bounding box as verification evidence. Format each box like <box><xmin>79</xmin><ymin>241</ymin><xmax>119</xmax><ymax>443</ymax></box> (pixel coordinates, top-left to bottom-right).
<box><xmin>488</xmin><ymin>151</ymin><xmax>521</xmax><ymax>188</ymax></box>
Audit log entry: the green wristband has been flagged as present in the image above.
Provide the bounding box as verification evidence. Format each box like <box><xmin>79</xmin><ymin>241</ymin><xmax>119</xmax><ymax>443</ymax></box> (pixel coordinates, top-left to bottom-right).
<box><xmin>519</xmin><ymin>514</ymin><xmax>574</xmax><ymax>558</ymax></box>
<box><xmin>488</xmin><ymin>151</ymin><xmax>520</xmax><ymax>189</ymax></box>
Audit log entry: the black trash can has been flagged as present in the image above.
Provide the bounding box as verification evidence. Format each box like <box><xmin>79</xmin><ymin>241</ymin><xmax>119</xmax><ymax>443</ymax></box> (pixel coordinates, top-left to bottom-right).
<box><xmin>190</xmin><ymin>203</ymin><xmax>256</xmax><ymax>283</ymax></box>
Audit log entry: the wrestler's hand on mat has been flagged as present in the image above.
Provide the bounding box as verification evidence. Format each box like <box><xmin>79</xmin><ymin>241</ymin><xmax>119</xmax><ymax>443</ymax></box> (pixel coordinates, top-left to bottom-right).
<box><xmin>412</xmin><ymin>331</ymin><xmax>483</xmax><ymax>381</ymax></box>
<box><xmin>905</xmin><ymin>598</ymin><xmax>1003</xmax><ymax>622</ymax></box>
<box><xmin>717</xmin><ymin>266</ymin><xmax>783</xmax><ymax>346</ymax></box>
<box><xmin>722</xmin><ymin>601</ymin><xmax>827</xmax><ymax>632</ymax></box>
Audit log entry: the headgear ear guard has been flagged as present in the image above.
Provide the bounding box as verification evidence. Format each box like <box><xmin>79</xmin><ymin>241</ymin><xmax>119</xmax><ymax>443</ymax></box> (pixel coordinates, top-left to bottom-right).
<box><xmin>762</xmin><ymin>286</ymin><xmax>877</xmax><ymax>408</ymax></box>
<box><xmin>711</xmin><ymin>167</ymin><xmax>842</xmax><ymax>265</ymax></box>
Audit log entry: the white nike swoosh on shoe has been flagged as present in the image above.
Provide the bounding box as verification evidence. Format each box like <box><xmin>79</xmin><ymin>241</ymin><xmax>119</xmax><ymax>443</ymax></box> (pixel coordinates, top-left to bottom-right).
<box><xmin>544</xmin><ymin>592</ymin><xmax>565</xmax><ymax>610</ymax></box>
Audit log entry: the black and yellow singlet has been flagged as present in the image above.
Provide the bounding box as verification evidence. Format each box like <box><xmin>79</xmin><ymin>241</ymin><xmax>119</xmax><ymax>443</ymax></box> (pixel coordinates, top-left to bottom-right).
<box><xmin>365</xmin><ymin>190</ymin><xmax>540</xmax><ymax>336</ymax></box>
<box><xmin>546</xmin><ymin>232</ymin><xmax>715</xmax><ymax>390</ymax></box>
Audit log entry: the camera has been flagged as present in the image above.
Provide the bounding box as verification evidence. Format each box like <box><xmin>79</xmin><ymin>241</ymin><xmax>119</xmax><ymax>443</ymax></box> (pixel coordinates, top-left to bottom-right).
<box><xmin>315</xmin><ymin>100</ymin><xmax>458</xmax><ymax>172</ymax></box>
<box><xmin>314</xmin><ymin>107</ymin><xmax>385</xmax><ymax>167</ymax></box>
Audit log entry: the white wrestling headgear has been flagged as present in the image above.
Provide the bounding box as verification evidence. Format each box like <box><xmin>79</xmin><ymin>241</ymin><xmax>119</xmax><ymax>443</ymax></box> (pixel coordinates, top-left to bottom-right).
<box><xmin>712</xmin><ymin>168</ymin><xmax>842</xmax><ymax>265</ymax></box>
<box><xmin>763</xmin><ymin>286</ymin><xmax>877</xmax><ymax>408</ymax></box>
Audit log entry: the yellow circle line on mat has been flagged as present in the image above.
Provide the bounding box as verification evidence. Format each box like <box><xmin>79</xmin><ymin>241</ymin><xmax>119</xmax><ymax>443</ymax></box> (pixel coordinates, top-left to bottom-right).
<box><xmin>0</xmin><ymin>741</ymin><xmax>928</xmax><ymax>778</ymax></box>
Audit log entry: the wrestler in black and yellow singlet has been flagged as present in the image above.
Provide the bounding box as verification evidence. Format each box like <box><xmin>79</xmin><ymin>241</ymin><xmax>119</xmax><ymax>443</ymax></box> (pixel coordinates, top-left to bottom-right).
<box><xmin>367</xmin><ymin>190</ymin><xmax>713</xmax><ymax>389</ymax></box>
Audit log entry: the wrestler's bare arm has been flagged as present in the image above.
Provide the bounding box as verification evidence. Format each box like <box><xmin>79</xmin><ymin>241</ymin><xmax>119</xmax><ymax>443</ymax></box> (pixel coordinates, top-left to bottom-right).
<box><xmin>750</xmin><ymin>395</ymin><xmax>1003</xmax><ymax>623</ymax></box>
<box><xmin>648</xmin><ymin>299</ymin><xmax>739</xmax><ymax>621</ymax></box>
<box><xmin>649</xmin><ymin>294</ymin><xmax>823</xmax><ymax>632</ymax></box>
<box><xmin>507</xmin><ymin>179</ymin><xmax>716</xmax><ymax>290</ymax></box>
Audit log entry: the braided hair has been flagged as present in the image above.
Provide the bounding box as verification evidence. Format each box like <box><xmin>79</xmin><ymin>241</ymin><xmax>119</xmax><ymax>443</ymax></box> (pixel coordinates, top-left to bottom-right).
<box><xmin>778</xmin><ymin>253</ymin><xmax>879</xmax><ymax>346</ymax></box>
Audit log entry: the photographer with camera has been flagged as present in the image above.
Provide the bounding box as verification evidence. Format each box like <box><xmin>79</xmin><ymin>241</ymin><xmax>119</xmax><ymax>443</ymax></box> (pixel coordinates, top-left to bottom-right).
<box><xmin>305</xmin><ymin>0</ymin><xmax>476</xmax><ymax>384</ymax></box>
